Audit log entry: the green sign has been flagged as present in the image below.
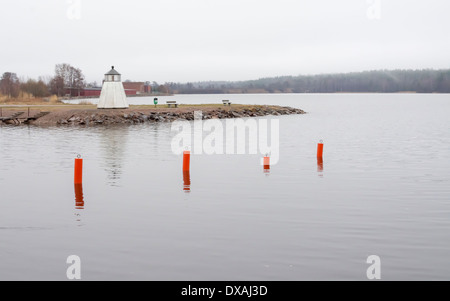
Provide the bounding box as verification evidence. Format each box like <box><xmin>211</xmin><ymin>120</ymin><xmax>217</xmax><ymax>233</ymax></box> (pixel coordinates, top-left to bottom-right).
<box><xmin>154</xmin><ymin>98</ymin><xmax>158</xmax><ymax>105</ymax></box>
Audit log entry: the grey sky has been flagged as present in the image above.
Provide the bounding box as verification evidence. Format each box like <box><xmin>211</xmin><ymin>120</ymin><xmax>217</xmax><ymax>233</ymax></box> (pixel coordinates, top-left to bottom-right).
<box><xmin>1</xmin><ymin>0</ymin><xmax>449</xmax><ymax>84</ymax></box>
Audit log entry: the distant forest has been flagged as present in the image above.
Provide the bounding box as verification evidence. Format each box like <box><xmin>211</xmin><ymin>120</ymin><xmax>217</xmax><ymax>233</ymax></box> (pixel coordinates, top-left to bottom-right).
<box><xmin>2</xmin><ymin>67</ymin><xmax>449</xmax><ymax>100</ymax></box>
<box><xmin>165</xmin><ymin>69</ymin><xmax>450</xmax><ymax>94</ymax></box>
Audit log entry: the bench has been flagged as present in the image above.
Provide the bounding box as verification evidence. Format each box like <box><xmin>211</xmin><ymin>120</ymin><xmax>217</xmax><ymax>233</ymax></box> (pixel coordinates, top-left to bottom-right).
<box><xmin>222</xmin><ymin>100</ymin><xmax>231</xmax><ymax>106</ymax></box>
<box><xmin>166</xmin><ymin>101</ymin><xmax>178</xmax><ymax>108</ymax></box>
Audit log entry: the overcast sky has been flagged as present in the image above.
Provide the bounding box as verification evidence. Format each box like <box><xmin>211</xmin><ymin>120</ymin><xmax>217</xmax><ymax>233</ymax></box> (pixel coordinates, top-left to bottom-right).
<box><xmin>1</xmin><ymin>0</ymin><xmax>449</xmax><ymax>83</ymax></box>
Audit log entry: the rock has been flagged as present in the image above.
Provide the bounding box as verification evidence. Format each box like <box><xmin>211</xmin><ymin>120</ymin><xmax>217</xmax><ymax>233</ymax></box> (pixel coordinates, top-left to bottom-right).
<box><xmin>38</xmin><ymin>104</ymin><xmax>305</xmax><ymax>126</ymax></box>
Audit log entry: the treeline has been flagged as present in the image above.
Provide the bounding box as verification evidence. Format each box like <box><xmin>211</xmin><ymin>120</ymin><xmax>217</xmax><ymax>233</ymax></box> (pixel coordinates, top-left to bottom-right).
<box><xmin>0</xmin><ymin>63</ymin><xmax>86</xmax><ymax>99</ymax></box>
<box><xmin>166</xmin><ymin>69</ymin><xmax>450</xmax><ymax>94</ymax></box>
<box><xmin>3</xmin><ymin>68</ymin><xmax>450</xmax><ymax>100</ymax></box>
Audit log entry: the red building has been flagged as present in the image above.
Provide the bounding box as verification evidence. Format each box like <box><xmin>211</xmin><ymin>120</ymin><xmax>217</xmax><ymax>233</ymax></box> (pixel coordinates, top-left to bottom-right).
<box><xmin>124</xmin><ymin>89</ymin><xmax>137</xmax><ymax>95</ymax></box>
<box><xmin>65</xmin><ymin>84</ymin><xmax>142</xmax><ymax>97</ymax></box>
<box><xmin>122</xmin><ymin>82</ymin><xmax>152</xmax><ymax>94</ymax></box>
<box><xmin>83</xmin><ymin>88</ymin><xmax>102</xmax><ymax>97</ymax></box>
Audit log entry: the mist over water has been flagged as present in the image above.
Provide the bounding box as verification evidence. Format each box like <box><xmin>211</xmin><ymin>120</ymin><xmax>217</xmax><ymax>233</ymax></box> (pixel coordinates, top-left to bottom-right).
<box><xmin>1</xmin><ymin>93</ymin><xmax>449</xmax><ymax>280</ymax></box>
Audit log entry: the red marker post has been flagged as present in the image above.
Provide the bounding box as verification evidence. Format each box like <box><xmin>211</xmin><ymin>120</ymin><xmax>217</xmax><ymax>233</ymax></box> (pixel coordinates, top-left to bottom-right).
<box><xmin>183</xmin><ymin>151</ymin><xmax>190</xmax><ymax>172</ymax></box>
<box><xmin>183</xmin><ymin>151</ymin><xmax>191</xmax><ymax>192</ymax></box>
<box><xmin>74</xmin><ymin>155</ymin><xmax>83</xmax><ymax>184</ymax></box>
<box><xmin>263</xmin><ymin>156</ymin><xmax>270</xmax><ymax>172</ymax></box>
<box><xmin>317</xmin><ymin>140</ymin><xmax>324</xmax><ymax>159</ymax></box>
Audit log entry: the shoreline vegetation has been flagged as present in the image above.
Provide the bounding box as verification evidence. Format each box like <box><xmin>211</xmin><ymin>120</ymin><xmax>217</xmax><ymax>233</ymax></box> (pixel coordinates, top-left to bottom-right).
<box><xmin>0</xmin><ymin>104</ymin><xmax>306</xmax><ymax>126</ymax></box>
<box><xmin>1</xmin><ymin>67</ymin><xmax>449</xmax><ymax>105</ymax></box>
<box><xmin>175</xmin><ymin>69</ymin><xmax>450</xmax><ymax>94</ymax></box>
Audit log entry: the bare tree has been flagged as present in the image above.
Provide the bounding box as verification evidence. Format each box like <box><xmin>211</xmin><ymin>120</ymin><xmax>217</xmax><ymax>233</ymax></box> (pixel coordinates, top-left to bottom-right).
<box><xmin>86</xmin><ymin>81</ymin><xmax>99</xmax><ymax>88</ymax></box>
<box><xmin>53</xmin><ymin>63</ymin><xmax>86</xmax><ymax>96</ymax></box>
<box><xmin>0</xmin><ymin>72</ymin><xmax>21</xmax><ymax>98</ymax></box>
<box><xmin>158</xmin><ymin>84</ymin><xmax>170</xmax><ymax>94</ymax></box>
<box><xmin>49</xmin><ymin>75</ymin><xmax>65</xmax><ymax>96</ymax></box>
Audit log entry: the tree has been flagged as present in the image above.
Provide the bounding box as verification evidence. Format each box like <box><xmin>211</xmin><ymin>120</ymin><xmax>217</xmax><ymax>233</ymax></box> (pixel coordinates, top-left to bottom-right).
<box><xmin>158</xmin><ymin>84</ymin><xmax>170</xmax><ymax>94</ymax></box>
<box><xmin>52</xmin><ymin>63</ymin><xmax>86</xmax><ymax>96</ymax></box>
<box><xmin>21</xmin><ymin>78</ymin><xmax>50</xmax><ymax>97</ymax></box>
<box><xmin>49</xmin><ymin>75</ymin><xmax>65</xmax><ymax>96</ymax></box>
<box><xmin>86</xmin><ymin>81</ymin><xmax>99</xmax><ymax>88</ymax></box>
<box><xmin>151</xmin><ymin>81</ymin><xmax>159</xmax><ymax>92</ymax></box>
<box><xmin>0</xmin><ymin>72</ymin><xmax>20</xmax><ymax>98</ymax></box>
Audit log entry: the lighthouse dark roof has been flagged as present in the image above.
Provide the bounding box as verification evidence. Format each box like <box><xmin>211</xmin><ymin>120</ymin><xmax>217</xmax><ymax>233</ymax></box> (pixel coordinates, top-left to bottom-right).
<box><xmin>105</xmin><ymin>66</ymin><xmax>121</xmax><ymax>76</ymax></box>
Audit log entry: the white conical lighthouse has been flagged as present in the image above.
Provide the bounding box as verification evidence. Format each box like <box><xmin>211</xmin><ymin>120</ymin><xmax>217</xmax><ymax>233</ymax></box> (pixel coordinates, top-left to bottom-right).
<box><xmin>97</xmin><ymin>66</ymin><xmax>129</xmax><ymax>109</ymax></box>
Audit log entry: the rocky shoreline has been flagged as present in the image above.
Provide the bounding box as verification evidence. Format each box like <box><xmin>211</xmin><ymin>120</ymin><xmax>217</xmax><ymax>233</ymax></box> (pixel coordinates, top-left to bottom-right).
<box><xmin>1</xmin><ymin>105</ymin><xmax>306</xmax><ymax>126</ymax></box>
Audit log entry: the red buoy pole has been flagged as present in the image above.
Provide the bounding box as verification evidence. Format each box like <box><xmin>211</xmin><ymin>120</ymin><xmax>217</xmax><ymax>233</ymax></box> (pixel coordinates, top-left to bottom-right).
<box><xmin>74</xmin><ymin>156</ymin><xmax>83</xmax><ymax>184</ymax></box>
<box><xmin>317</xmin><ymin>140</ymin><xmax>324</xmax><ymax>158</ymax></box>
<box><xmin>183</xmin><ymin>151</ymin><xmax>190</xmax><ymax>171</ymax></box>
<box><xmin>263</xmin><ymin>156</ymin><xmax>270</xmax><ymax>171</ymax></box>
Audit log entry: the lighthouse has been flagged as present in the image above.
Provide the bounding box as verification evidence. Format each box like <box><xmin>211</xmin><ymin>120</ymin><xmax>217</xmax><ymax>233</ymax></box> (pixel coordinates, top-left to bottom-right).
<box><xmin>97</xmin><ymin>66</ymin><xmax>129</xmax><ymax>109</ymax></box>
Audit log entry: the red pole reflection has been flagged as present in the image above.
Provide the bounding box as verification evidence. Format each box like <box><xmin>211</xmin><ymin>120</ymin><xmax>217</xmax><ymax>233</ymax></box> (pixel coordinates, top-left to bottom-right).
<box><xmin>74</xmin><ymin>184</ymin><xmax>84</xmax><ymax>209</ymax></box>
<box><xmin>183</xmin><ymin>170</ymin><xmax>191</xmax><ymax>192</ymax></box>
<box><xmin>317</xmin><ymin>157</ymin><xmax>324</xmax><ymax>176</ymax></box>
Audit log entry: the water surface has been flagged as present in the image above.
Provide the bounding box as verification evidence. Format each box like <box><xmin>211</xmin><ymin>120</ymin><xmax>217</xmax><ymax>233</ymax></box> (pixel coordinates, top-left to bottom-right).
<box><xmin>1</xmin><ymin>93</ymin><xmax>449</xmax><ymax>280</ymax></box>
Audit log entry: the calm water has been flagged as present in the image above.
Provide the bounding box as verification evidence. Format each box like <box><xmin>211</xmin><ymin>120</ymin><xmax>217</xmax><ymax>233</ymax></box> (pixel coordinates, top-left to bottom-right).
<box><xmin>1</xmin><ymin>94</ymin><xmax>449</xmax><ymax>281</ymax></box>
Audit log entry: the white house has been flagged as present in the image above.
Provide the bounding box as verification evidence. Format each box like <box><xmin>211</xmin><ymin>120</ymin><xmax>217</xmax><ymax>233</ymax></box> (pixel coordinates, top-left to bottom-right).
<box><xmin>97</xmin><ymin>66</ymin><xmax>129</xmax><ymax>109</ymax></box>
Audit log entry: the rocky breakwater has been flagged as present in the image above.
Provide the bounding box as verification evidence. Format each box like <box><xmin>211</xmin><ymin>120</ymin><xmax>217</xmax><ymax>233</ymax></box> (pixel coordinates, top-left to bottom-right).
<box><xmin>30</xmin><ymin>105</ymin><xmax>306</xmax><ymax>126</ymax></box>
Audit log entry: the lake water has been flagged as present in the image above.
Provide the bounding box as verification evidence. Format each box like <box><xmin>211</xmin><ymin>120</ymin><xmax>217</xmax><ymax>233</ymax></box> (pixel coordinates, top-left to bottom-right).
<box><xmin>1</xmin><ymin>93</ymin><xmax>449</xmax><ymax>281</ymax></box>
